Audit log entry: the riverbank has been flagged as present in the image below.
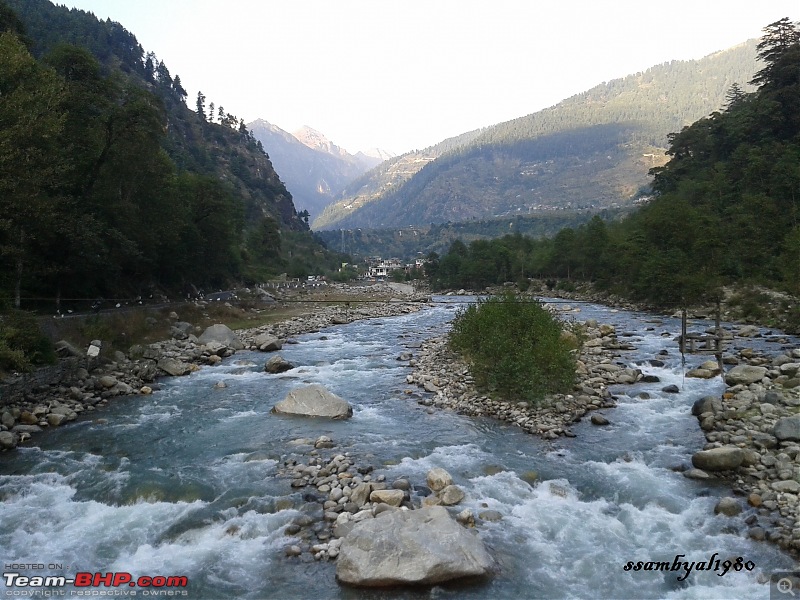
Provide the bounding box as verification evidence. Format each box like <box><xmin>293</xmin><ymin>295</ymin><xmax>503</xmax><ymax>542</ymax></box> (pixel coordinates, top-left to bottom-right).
<box><xmin>408</xmin><ymin>293</ymin><xmax>800</xmax><ymax>560</ymax></box>
<box><xmin>0</xmin><ymin>282</ymin><xmax>430</xmax><ymax>450</ymax></box>
<box><xmin>691</xmin><ymin>344</ymin><xmax>800</xmax><ymax>556</ymax></box>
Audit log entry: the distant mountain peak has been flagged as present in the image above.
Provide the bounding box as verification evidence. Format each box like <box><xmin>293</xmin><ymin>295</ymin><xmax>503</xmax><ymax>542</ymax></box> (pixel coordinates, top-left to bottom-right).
<box><xmin>293</xmin><ymin>125</ymin><xmax>349</xmax><ymax>159</ymax></box>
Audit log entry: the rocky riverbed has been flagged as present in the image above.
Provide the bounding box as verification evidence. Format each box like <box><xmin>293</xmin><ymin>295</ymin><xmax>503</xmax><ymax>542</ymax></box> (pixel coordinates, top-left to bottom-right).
<box><xmin>0</xmin><ymin>284</ymin><xmax>429</xmax><ymax>451</ymax></box>
<box><xmin>689</xmin><ymin>344</ymin><xmax>800</xmax><ymax>556</ymax></box>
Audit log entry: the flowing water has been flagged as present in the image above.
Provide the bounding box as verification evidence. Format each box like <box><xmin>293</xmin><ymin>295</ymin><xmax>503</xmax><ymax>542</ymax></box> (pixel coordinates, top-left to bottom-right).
<box><xmin>1</xmin><ymin>297</ymin><xmax>797</xmax><ymax>599</ymax></box>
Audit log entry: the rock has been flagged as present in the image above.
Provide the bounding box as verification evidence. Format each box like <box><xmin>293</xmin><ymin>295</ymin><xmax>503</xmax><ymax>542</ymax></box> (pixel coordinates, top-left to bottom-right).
<box><xmin>197</xmin><ymin>324</ymin><xmax>244</xmax><ymax>350</ymax></box>
<box><xmin>686</xmin><ymin>368</ymin><xmax>716</xmax><ymax>379</ymax></box>
<box><xmin>771</xmin><ymin>480</ymin><xmax>800</xmax><ymax>493</ymax></box>
<box><xmin>439</xmin><ymin>485</ymin><xmax>465</xmax><ymax>506</ymax></box>
<box><xmin>157</xmin><ymin>357</ymin><xmax>192</xmax><ymax>377</ymax></box>
<box><xmin>264</xmin><ymin>355</ymin><xmax>294</xmax><ymax>374</ymax></box>
<box><xmin>479</xmin><ymin>510</ymin><xmax>503</xmax><ymax>522</ymax></box>
<box><xmin>19</xmin><ymin>411</ymin><xmax>37</xmax><ymax>425</ymax></box>
<box><xmin>691</xmin><ymin>447</ymin><xmax>743</xmax><ymax>471</ymax></box>
<box><xmin>335</xmin><ymin>506</ymin><xmax>494</xmax><ymax>586</ymax></box>
<box><xmin>773</xmin><ymin>416</ymin><xmax>800</xmax><ymax>442</ymax></box>
<box><xmin>590</xmin><ymin>414</ymin><xmax>609</xmax><ymax>426</ymax></box>
<box><xmin>683</xmin><ymin>469</ymin><xmax>711</xmax><ymax>481</ymax></box>
<box><xmin>46</xmin><ymin>413</ymin><xmax>66</xmax><ymax>427</ymax></box>
<box><xmin>724</xmin><ymin>365</ymin><xmax>767</xmax><ymax>386</ymax></box>
<box><xmin>140</xmin><ymin>386</ymin><xmax>153</xmax><ymax>395</ymax></box>
<box><xmin>691</xmin><ymin>396</ymin><xmax>720</xmax><ymax>417</ymax></box>
<box><xmin>202</xmin><ymin>341</ymin><xmax>228</xmax><ymax>356</ymax></box>
<box><xmin>1</xmin><ymin>411</ymin><xmax>14</xmax><ymax>428</ymax></box>
<box><xmin>272</xmin><ymin>384</ymin><xmax>353</xmax><ymax>419</ymax></box>
<box><xmin>661</xmin><ymin>384</ymin><xmax>680</xmax><ymax>394</ymax></box>
<box><xmin>426</xmin><ymin>467</ymin><xmax>453</xmax><ymax>492</ymax></box>
<box><xmin>350</xmin><ymin>483</ymin><xmax>372</xmax><ymax>508</ymax></box>
<box><xmin>254</xmin><ymin>333</ymin><xmax>283</xmax><ymax>352</ymax></box>
<box><xmin>87</xmin><ymin>344</ymin><xmax>101</xmax><ymax>358</ymax></box>
<box><xmin>737</xmin><ymin>325</ymin><xmax>760</xmax><ymax>337</ymax></box>
<box><xmin>714</xmin><ymin>497</ymin><xmax>741</xmax><ymax>517</ymax></box>
<box><xmin>0</xmin><ymin>431</ymin><xmax>16</xmax><ymax>450</ymax></box>
<box><xmin>98</xmin><ymin>375</ymin><xmax>118</xmax><ymax>388</ymax></box>
<box><xmin>369</xmin><ymin>489</ymin><xmax>404</xmax><ymax>507</ymax></box>
<box><xmin>748</xmin><ymin>493</ymin><xmax>762</xmax><ymax>507</ymax></box>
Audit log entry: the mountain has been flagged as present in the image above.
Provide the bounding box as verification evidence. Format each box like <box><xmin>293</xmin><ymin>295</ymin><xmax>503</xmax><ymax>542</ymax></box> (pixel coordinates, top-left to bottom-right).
<box><xmin>248</xmin><ymin>121</ymin><xmax>391</xmax><ymax>219</ymax></box>
<box><xmin>312</xmin><ymin>40</ymin><xmax>760</xmax><ymax>230</ymax></box>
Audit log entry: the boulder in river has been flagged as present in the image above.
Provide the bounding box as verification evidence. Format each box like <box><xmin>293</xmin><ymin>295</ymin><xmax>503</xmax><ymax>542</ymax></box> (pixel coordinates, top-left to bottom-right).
<box><xmin>426</xmin><ymin>467</ymin><xmax>453</xmax><ymax>492</ymax></box>
<box><xmin>198</xmin><ymin>324</ymin><xmax>244</xmax><ymax>350</ymax></box>
<box><xmin>254</xmin><ymin>333</ymin><xmax>283</xmax><ymax>351</ymax></box>
<box><xmin>264</xmin><ymin>355</ymin><xmax>294</xmax><ymax>374</ymax></box>
<box><xmin>691</xmin><ymin>446</ymin><xmax>743</xmax><ymax>471</ymax></box>
<box><xmin>336</xmin><ymin>506</ymin><xmax>494</xmax><ymax>586</ymax></box>
<box><xmin>272</xmin><ymin>384</ymin><xmax>353</xmax><ymax>419</ymax></box>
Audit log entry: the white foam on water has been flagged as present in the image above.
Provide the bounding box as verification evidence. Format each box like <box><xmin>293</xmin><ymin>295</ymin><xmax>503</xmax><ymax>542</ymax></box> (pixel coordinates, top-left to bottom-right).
<box><xmin>351</xmin><ymin>404</ymin><xmax>396</xmax><ymax>425</ymax></box>
<box><xmin>111</xmin><ymin>508</ymin><xmax>295</xmax><ymax>595</ymax></box>
<box><xmin>463</xmin><ymin>469</ymin><xmax>780</xmax><ymax>598</ymax></box>
<box><xmin>384</xmin><ymin>444</ymin><xmax>491</xmax><ymax>480</ymax></box>
<box><xmin>221</xmin><ymin>409</ymin><xmax>259</xmax><ymax>421</ymax></box>
<box><xmin>0</xmin><ymin>475</ymin><xmax>207</xmax><ymax>577</ymax></box>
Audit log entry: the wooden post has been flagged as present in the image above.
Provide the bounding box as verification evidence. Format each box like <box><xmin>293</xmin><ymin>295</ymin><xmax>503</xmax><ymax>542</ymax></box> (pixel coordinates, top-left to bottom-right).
<box><xmin>715</xmin><ymin>300</ymin><xmax>724</xmax><ymax>374</ymax></box>
<box><xmin>680</xmin><ymin>308</ymin><xmax>687</xmax><ymax>355</ymax></box>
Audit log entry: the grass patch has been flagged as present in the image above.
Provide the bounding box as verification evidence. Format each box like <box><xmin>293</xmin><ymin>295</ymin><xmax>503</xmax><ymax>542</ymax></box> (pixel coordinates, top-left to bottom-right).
<box><xmin>0</xmin><ymin>309</ymin><xmax>56</xmax><ymax>373</ymax></box>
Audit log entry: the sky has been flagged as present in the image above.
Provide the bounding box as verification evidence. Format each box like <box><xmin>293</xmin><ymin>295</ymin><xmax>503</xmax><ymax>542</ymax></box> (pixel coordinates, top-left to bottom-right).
<box><xmin>57</xmin><ymin>0</ymin><xmax>798</xmax><ymax>156</ymax></box>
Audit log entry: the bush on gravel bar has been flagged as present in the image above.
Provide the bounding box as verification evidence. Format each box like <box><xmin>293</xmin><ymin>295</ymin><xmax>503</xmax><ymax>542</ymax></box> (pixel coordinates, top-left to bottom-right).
<box><xmin>448</xmin><ymin>293</ymin><xmax>578</xmax><ymax>404</ymax></box>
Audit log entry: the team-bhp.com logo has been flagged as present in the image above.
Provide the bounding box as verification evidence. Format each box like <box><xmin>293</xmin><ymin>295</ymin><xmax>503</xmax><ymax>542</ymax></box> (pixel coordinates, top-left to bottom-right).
<box><xmin>3</xmin><ymin>571</ymin><xmax>188</xmax><ymax>596</ymax></box>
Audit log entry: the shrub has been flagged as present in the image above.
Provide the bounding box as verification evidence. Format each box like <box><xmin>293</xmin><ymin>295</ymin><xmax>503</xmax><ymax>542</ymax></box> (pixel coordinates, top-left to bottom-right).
<box><xmin>448</xmin><ymin>293</ymin><xmax>578</xmax><ymax>404</ymax></box>
<box><xmin>0</xmin><ymin>309</ymin><xmax>56</xmax><ymax>372</ymax></box>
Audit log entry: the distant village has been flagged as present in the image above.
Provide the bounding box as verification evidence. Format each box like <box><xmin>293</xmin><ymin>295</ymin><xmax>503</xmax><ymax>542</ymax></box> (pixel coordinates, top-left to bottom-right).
<box><xmin>363</xmin><ymin>256</ymin><xmax>426</xmax><ymax>280</ymax></box>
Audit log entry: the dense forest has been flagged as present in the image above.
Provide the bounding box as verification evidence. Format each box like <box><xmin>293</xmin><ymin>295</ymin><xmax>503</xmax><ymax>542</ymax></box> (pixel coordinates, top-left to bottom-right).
<box><xmin>0</xmin><ymin>0</ymin><xmax>342</xmax><ymax>312</ymax></box>
<box><xmin>429</xmin><ymin>19</ymin><xmax>800</xmax><ymax>312</ymax></box>
<box><xmin>315</xmin><ymin>208</ymin><xmax>630</xmax><ymax>261</ymax></box>
<box><xmin>315</xmin><ymin>39</ymin><xmax>761</xmax><ymax>230</ymax></box>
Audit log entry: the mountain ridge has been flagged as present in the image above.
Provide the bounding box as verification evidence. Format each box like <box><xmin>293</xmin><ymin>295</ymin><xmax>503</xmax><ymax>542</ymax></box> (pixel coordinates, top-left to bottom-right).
<box><xmin>248</xmin><ymin>119</ymin><xmax>391</xmax><ymax>218</ymax></box>
<box><xmin>312</xmin><ymin>39</ymin><xmax>760</xmax><ymax>230</ymax></box>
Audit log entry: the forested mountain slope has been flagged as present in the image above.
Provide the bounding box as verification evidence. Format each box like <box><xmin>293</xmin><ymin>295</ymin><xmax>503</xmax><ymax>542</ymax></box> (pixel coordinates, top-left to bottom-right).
<box><xmin>429</xmin><ymin>19</ymin><xmax>800</xmax><ymax>318</ymax></box>
<box><xmin>0</xmin><ymin>0</ymin><xmax>336</xmax><ymax>308</ymax></box>
<box><xmin>314</xmin><ymin>40</ymin><xmax>760</xmax><ymax>230</ymax></box>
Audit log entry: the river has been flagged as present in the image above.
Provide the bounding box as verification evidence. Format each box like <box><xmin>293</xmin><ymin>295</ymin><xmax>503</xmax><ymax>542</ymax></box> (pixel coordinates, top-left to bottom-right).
<box><xmin>1</xmin><ymin>297</ymin><xmax>797</xmax><ymax>599</ymax></box>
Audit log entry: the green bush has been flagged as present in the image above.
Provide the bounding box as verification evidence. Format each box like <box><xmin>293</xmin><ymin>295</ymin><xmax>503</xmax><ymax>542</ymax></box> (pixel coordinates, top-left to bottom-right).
<box><xmin>448</xmin><ymin>293</ymin><xmax>578</xmax><ymax>404</ymax></box>
<box><xmin>0</xmin><ymin>310</ymin><xmax>56</xmax><ymax>373</ymax></box>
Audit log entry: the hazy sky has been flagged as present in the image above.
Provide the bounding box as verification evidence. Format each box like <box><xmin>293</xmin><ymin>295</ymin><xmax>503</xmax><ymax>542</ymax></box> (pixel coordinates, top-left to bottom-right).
<box><xmin>58</xmin><ymin>0</ymin><xmax>798</xmax><ymax>155</ymax></box>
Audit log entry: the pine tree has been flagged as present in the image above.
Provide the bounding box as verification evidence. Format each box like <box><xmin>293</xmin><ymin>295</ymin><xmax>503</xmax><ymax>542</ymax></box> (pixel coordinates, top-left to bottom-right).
<box><xmin>196</xmin><ymin>90</ymin><xmax>206</xmax><ymax>120</ymax></box>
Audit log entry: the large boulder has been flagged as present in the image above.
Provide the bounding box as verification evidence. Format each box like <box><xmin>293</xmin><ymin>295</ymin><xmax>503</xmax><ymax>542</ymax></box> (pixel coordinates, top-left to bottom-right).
<box><xmin>157</xmin><ymin>357</ymin><xmax>192</xmax><ymax>377</ymax></box>
<box><xmin>197</xmin><ymin>324</ymin><xmax>244</xmax><ymax>350</ymax></box>
<box><xmin>254</xmin><ymin>333</ymin><xmax>283</xmax><ymax>352</ymax></box>
<box><xmin>724</xmin><ymin>365</ymin><xmax>767</xmax><ymax>386</ymax></box>
<box><xmin>272</xmin><ymin>384</ymin><xmax>352</xmax><ymax>419</ymax></box>
<box><xmin>691</xmin><ymin>446</ymin><xmax>744</xmax><ymax>471</ymax></box>
<box><xmin>336</xmin><ymin>506</ymin><xmax>494</xmax><ymax>587</ymax></box>
<box><xmin>265</xmin><ymin>355</ymin><xmax>294</xmax><ymax>374</ymax></box>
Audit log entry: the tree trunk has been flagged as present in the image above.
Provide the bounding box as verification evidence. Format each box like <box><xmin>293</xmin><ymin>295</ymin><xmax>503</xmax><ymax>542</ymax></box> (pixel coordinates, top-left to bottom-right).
<box><xmin>14</xmin><ymin>227</ymin><xmax>24</xmax><ymax>309</ymax></box>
